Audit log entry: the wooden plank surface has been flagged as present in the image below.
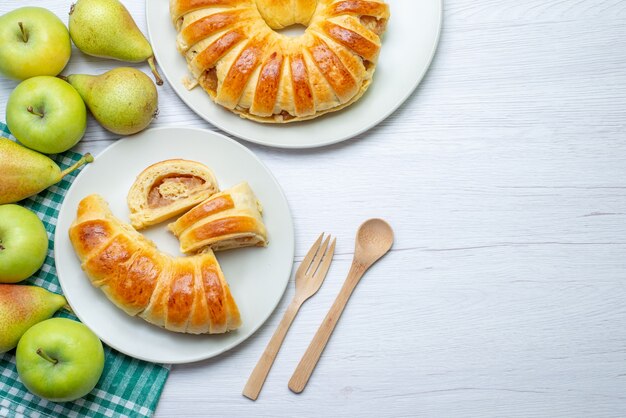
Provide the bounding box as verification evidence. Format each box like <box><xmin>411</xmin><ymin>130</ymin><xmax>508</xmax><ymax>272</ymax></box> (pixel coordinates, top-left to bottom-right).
<box><xmin>1</xmin><ymin>0</ymin><xmax>626</xmax><ymax>416</ymax></box>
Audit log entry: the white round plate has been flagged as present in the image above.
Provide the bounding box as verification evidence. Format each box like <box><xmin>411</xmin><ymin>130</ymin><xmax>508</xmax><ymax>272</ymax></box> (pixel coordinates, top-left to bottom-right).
<box><xmin>146</xmin><ymin>0</ymin><xmax>442</xmax><ymax>148</ymax></box>
<box><xmin>55</xmin><ymin>127</ymin><xmax>294</xmax><ymax>364</ymax></box>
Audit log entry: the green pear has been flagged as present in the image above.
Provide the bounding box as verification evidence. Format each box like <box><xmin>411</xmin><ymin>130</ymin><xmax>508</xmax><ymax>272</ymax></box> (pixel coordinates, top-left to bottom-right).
<box><xmin>66</xmin><ymin>68</ymin><xmax>158</xmax><ymax>136</ymax></box>
<box><xmin>0</xmin><ymin>139</ymin><xmax>93</xmax><ymax>205</ymax></box>
<box><xmin>68</xmin><ymin>0</ymin><xmax>163</xmax><ymax>85</ymax></box>
<box><xmin>0</xmin><ymin>285</ymin><xmax>67</xmax><ymax>353</ymax></box>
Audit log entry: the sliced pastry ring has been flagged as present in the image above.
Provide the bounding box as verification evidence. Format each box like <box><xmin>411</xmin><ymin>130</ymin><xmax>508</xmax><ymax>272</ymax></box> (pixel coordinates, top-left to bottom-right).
<box><xmin>69</xmin><ymin>194</ymin><xmax>242</xmax><ymax>334</ymax></box>
<box><xmin>69</xmin><ymin>160</ymin><xmax>270</xmax><ymax>335</ymax></box>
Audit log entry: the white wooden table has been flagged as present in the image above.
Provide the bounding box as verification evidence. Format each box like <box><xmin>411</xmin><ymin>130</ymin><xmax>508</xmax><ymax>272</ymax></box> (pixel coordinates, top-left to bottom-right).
<box><xmin>2</xmin><ymin>1</ymin><xmax>626</xmax><ymax>416</ymax></box>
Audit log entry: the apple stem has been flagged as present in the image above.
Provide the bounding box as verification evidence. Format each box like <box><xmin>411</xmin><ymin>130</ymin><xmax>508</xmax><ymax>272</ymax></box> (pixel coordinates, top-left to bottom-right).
<box><xmin>148</xmin><ymin>56</ymin><xmax>164</xmax><ymax>86</ymax></box>
<box><xmin>18</xmin><ymin>22</ymin><xmax>28</xmax><ymax>43</ymax></box>
<box><xmin>37</xmin><ymin>348</ymin><xmax>58</xmax><ymax>365</ymax></box>
<box><xmin>57</xmin><ymin>75</ymin><xmax>69</xmax><ymax>82</ymax></box>
<box><xmin>58</xmin><ymin>153</ymin><xmax>94</xmax><ymax>179</ymax></box>
<box><xmin>27</xmin><ymin>106</ymin><xmax>44</xmax><ymax>118</ymax></box>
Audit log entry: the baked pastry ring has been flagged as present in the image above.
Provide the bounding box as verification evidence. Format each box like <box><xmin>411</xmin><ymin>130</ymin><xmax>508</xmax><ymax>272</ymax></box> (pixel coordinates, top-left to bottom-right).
<box><xmin>127</xmin><ymin>159</ymin><xmax>219</xmax><ymax>230</ymax></box>
<box><xmin>170</xmin><ymin>0</ymin><xmax>390</xmax><ymax>123</ymax></box>
<box><xmin>169</xmin><ymin>182</ymin><xmax>268</xmax><ymax>253</ymax></box>
<box><xmin>69</xmin><ymin>194</ymin><xmax>241</xmax><ymax>334</ymax></box>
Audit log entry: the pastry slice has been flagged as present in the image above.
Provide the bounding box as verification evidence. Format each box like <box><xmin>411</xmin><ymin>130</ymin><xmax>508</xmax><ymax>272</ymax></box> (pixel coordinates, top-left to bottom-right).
<box><xmin>127</xmin><ymin>159</ymin><xmax>219</xmax><ymax>230</ymax></box>
<box><xmin>69</xmin><ymin>194</ymin><xmax>241</xmax><ymax>334</ymax></box>
<box><xmin>169</xmin><ymin>182</ymin><xmax>268</xmax><ymax>254</ymax></box>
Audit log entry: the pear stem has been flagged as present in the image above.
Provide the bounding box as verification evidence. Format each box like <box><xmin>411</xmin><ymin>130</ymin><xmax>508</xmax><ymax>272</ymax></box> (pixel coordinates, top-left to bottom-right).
<box><xmin>57</xmin><ymin>74</ymin><xmax>68</xmax><ymax>82</ymax></box>
<box><xmin>18</xmin><ymin>22</ymin><xmax>28</xmax><ymax>43</ymax></box>
<box><xmin>148</xmin><ymin>56</ymin><xmax>164</xmax><ymax>86</ymax></box>
<box><xmin>58</xmin><ymin>153</ymin><xmax>94</xmax><ymax>179</ymax></box>
<box><xmin>37</xmin><ymin>348</ymin><xmax>58</xmax><ymax>365</ymax></box>
<box><xmin>27</xmin><ymin>106</ymin><xmax>44</xmax><ymax>118</ymax></box>
<box><xmin>62</xmin><ymin>304</ymin><xmax>75</xmax><ymax>314</ymax></box>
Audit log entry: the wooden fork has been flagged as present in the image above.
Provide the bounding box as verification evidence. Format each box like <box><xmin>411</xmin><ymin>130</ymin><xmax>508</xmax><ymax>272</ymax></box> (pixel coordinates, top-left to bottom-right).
<box><xmin>242</xmin><ymin>233</ymin><xmax>336</xmax><ymax>401</ymax></box>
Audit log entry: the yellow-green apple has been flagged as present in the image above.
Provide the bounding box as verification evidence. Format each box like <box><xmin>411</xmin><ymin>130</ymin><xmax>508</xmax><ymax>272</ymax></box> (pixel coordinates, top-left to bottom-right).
<box><xmin>16</xmin><ymin>318</ymin><xmax>105</xmax><ymax>402</ymax></box>
<box><xmin>0</xmin><ymin>205</ymin><xmax>48</xmax><ymax>283</ymax></box>
<box><xmin>0</xmin><ymin>7</ymin><xmax>71</xmax><ymax>80</ymax></box>
<box><xmin>6</xmin><ymin>76</ymin><xmax>87</xmax><ymax>154</ymax></box>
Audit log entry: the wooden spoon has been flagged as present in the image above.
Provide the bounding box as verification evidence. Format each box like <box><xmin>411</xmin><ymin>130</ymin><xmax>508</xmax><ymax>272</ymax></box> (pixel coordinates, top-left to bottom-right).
<box><xmin>288</xmin><ymin>219</ymin><xmax>394</xmax><ymax>393</ymax></box>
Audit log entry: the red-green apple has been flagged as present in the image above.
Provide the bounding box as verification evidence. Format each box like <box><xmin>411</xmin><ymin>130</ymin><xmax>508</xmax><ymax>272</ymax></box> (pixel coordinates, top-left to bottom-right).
<box><xmin>0</xmin><ymin>205</ymin><xmax>48</xmax><ymax>283</ymax></box>
<box><xmin>16</xmin><ymin>318</ymin><xmax>105</xmax><ymax>402</ymax></box>
<box><xmin>6</xmin><ymin>76</ymin><xmax>87</xmax><ymax>154</ymax></box>
<box><xmin>0</xmin><ymin>7</ymin><xmax>71</xmax><ymax>80</ymax></box>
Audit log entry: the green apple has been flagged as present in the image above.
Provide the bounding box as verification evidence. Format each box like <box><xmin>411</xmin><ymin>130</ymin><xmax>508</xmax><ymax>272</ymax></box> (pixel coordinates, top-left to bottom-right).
<box><xmin>0</xmin><ymin>204</ymin><xmax>48</xmax><ymax>283</ymax></box>
<box><xmin>6</xmin><ymin>76</ymin><xmax>87</xmax><ymax>154</ymax></box>
<box><xmin>16</xmin><ymin>318</ymin><xmax>105</xmax><ymax>403</ymax></box>
<box><xmin>0</xmin><ymin>7</ymin><xmax>71</xmax><ymax>80</ymax></box>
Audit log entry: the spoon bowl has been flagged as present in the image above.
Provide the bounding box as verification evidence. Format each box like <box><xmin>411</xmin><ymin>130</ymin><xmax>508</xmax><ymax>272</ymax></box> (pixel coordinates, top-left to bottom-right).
<box><xmin>355</xmin><ymin>218</ymin><xmax>394</xmax><ymax>267</ymax></box>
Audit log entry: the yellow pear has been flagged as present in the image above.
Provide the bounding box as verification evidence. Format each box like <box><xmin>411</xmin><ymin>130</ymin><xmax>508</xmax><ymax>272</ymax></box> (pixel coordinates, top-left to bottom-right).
<box><xmin>66</xmin><ymin>68</ymin><xmax>158</xmax><ymax>135</ymax></box>
<box><xmin>0</xmin><ymin>285</ymin><xmax>67</xmax><ymax>353</ymax></box>
<box><xmin>0</xmin><ymin>139</ymin><xmax>93</xmax><ymax>204</ymax></box>
<box><xmin>68</xmin><ymin>0</ymin><xmax>163</xmax><ymax>85</ymax></box>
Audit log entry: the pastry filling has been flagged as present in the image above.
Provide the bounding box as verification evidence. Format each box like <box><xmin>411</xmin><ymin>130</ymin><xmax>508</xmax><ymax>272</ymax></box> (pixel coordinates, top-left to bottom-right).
<box><xmin>360</xmin><ymin>16</ymin><xmax>387</xmax><ymax>35</ymax></box>
<box><xmin>201</xmin><ymin>68</ymin><xmax>219</xmax><ymax>96</ymax></box>
<box><xmin>235</xmin><ymin>107</ymin><xmax>295</xmax><ymax>122</ymax></box>
<box><xmin>277</xmin><ymin>110</ymin><xmax>295</xmax><ymax>121</ymax></box>
<box><xmin>148</xmin><ymin>175</ymin><xmax>207</xmax><ymax>208</ymax></box>
<box><xmin>211</xmin><ymin>236</ymin><xmax>264</xmax><ymax>251</ymax></box>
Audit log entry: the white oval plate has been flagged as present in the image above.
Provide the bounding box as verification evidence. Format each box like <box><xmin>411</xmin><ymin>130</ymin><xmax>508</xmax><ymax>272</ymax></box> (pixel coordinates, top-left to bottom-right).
<box><xmin>146</xmin><ymin>0</ymin><xmax>442</xmax><ymax>148</ymax></box>
<box><xmin>55</xmin><ymin>127</ymin><xmax>294</xmax><ymax>364</ymax></box>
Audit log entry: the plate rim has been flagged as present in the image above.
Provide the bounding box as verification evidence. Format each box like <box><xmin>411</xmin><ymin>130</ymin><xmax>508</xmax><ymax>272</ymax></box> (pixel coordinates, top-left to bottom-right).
<box><xmin>146</xmin><ymin>0</ymin><xmax>443</xmax><ymax>149</ymax></box>
<box><xmin>54</xmin><ymin>126</ymin><xmax>295</xmax><ymax>364</ymax></box>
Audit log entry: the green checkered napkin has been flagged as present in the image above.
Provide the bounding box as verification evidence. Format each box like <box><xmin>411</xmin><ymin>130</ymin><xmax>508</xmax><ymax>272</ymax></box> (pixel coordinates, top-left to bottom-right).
<box><xmin>0</xmin><ymin>123</ymin><xmax>170</xmax><ymax>418</ymax></box>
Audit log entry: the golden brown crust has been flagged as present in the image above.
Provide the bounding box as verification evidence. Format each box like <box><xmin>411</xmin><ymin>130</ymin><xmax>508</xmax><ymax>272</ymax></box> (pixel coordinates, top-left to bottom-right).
<box><xmin>251</xmin><ymin>52</ymin><xmax>284</xmax><ymax>116</ymax></box>
<box><xmin>180</xmin><ymin>10</ymin><xmax>244</xmax><ymax>48</ymax></box>
<box><xmin>140</xmin><ymin>261</ymin><xmax>171</xmax><ymax>329</ymax></box>
<box><xmin>308</xmin><ymin>36</ymin><xmax>358</xmax><ymax>103</ymax></box>
<box><xmin>123</xmin><ymin>252</ymin><xmax>163</xmax><ymax>314</ymax></box>
<box><xmin>69</xmin><ymin>194</ymin><xmax>241</xmax><ymax>334</ymax></box>
<box><xmin>290</xmin><ymin>53</ymin><xmax>314</xmax><ymax>117</ymax></box>
<box><xmin>69</xmin><ymin>219</ymin><xmax>116</xmax><ymax>258</ymax></box>
<box><xmin>170</xmin><ymin>0</ymin><xmax>389</xmax><ymax>123</ymax></box>
<box><xmin>200</xmin><ymin>259</ymin><xmax>228</xmax><ymax>333</ymax></box>
<box><xmin>254</xmin><ymin>0</ymin><xmax>317</xmax><ymax>28</ymax></box>
<box><xmin>186</xmin><ymin>260</ymin><xmax>210</xmax><ymax>334</ymax></box>
<box><xmin>320</xmin><ymin>21</ymin><xmax>380</xmax><ymax>62</ymax></box>
<box><xmin>223</xmin><ymin>280</ymin><xmax>241</xmax><ymax>330</ymax></box>
<box><xmin>171</xmin><ymin>195</ymin><xmax>235</xmax><ymax>234</ymax></box>
<box><xmin>193</xmin><ymin>30</ymin><xmax>247</xmax><ymax>75</ymax></box>
<box><xmin>327</xmin><ymin>0</ymin><xmax>390</xmax><ymax>18</ymax></box>
<box><xmin>189</xmin><ymin>216</ymin><xmax>258</xmax><ymax>242</ymax></box>
<box><xmin>166</xmin><ymin>258</ymin><xmax>196</xmax><ymax>331</ymax></box>
<box><xmin>81</xmin><ymin>234</ymin><xmax>136</xmax><ymax>287</ymax></box>
<box><xmin>218</xmin><ymin>36</ymin><xmax>268</xmax><ymax>109</ymax></box>
<box><xmin>171</xmin><ymin>0</ymin><xmax>241</xmax><ymax>22</ymax></box>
